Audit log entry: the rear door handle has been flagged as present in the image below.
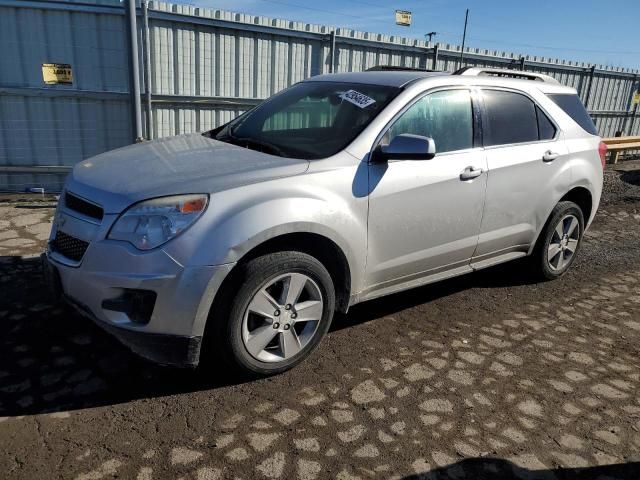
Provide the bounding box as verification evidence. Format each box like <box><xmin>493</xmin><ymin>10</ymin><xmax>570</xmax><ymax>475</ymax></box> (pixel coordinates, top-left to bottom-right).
<box><xmin>543</xmin><ymin>150</ymin><xmax>559</xmax><ymax>162</ymax></box>
<box><xmin>460</xmin><ymin>166</ymin><xmax>483</xmax><ymax>180</ymax></box>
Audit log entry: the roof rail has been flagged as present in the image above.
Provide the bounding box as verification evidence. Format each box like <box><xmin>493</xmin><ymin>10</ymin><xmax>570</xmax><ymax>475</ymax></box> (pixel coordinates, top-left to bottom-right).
<box><xmin>453</xmin><ymin>67</ymin><xmax>560</xmax><ymax>84</ymax></box>
<box><xmin>366</xmin><ymin>65</ymin><xmax>441</xmax><ymax>73</ymax></box>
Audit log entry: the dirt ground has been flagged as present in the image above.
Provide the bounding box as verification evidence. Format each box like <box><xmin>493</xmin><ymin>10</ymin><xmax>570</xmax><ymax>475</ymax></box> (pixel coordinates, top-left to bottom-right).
<box><xmin>1</xmin><ymin>168</ymin><xmax>640</xmax><ymax>480</ymax></box>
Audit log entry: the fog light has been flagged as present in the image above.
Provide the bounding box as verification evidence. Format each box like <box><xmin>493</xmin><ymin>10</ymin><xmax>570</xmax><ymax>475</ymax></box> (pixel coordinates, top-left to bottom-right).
<box><xmin>102</xmin><ymin>289</ymin><xmax>157</xmax><ymax>324</ymax></box>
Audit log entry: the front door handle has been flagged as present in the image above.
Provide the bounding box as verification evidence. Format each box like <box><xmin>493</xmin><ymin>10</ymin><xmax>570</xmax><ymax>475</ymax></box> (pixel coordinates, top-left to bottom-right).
<box><xmin>460</xmin><ymin>166</ymin><xmax>483</xmax><ymax>180</ymax></box>
<box><xmin>543</xmin><ymin>150</ymin><xmax>559</xmax><ymax>162</ymax></box>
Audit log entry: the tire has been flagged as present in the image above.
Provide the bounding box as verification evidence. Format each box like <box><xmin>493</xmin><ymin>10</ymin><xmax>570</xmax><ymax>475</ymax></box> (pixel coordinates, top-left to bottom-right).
<box><xmin>531</xmin><ymin>201</ymin><xmax>585</xmax><ymax>280</ymax></box>
<box><xmin>206</xmin><ymin>251</ymin><xmax>335</xmax><ymax>377</ymax></box>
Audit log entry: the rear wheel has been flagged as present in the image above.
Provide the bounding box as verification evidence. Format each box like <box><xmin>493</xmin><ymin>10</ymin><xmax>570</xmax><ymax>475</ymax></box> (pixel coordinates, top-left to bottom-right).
<box><xmin>531</xmin><ymin>201</ymin><xmax>584</xmax><ymax>280</ymax></box>
<box><xmin>208</xmin><ymin>251</ymin><xmax>335</xmax><ymax>377</ymax></box>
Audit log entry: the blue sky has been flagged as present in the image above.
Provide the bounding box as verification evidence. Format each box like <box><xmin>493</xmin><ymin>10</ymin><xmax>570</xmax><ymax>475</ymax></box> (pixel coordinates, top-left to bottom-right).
<box><xmin>182</xmin><ymin>0</ymin><xmax>639</xmax><ymax>69</ymax></box>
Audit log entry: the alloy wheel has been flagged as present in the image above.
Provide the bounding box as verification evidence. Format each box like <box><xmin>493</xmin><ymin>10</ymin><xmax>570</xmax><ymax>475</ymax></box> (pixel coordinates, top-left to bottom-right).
<box><xmin>547</xmin><ymin>214</ymin><xmax>580</xmax><ymax>271</ymax></box>
<box><xmin>241</xmin><ymin>272</ymin><xmax>324</xmax><ymax>363</ymax></box>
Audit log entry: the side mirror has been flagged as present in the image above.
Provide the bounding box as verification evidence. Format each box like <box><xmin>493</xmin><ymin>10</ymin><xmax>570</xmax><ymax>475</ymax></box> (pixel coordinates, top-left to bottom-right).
<box><xmin>372</xmin><ymin>134</ymin><xmax>436</xmax><ymax>163</ymax></box>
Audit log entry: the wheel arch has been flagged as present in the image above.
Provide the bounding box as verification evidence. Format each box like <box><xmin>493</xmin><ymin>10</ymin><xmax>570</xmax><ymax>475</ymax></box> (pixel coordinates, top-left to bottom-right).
<box><xmin>207</xmin><ymin>230</ymin><xmax>353</xmax><ymax>330</ymax></box>
<box><xmin>236</xmin><ymin>232</ymin><xmax>352</xmax><ymax>314</ymax></box>
<box><xmin>197</xmin><ymin>230</ymin><xmax>353</xmax><ymax>365</ymax></box>
<box><xmin>528</xmin><ymin>185</ymin><xmax>594</xmax><ymax>255</ymax></box>
<box><xmin>559</xmin><ymin>186</ymin><xmax>593</xmax><ymax>225</ymax></box>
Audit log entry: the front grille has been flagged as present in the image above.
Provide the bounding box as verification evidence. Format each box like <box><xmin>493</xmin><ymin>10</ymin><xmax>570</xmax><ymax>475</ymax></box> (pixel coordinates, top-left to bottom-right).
<box><xmin>65</xmin><ymin>192</ymin><xmax>104</xmax><ymax>221</ymax></box>
<box><xmin>51</xmin><ymin>231</ymin><xmax>89</xmax><ymax>262</ymax></box>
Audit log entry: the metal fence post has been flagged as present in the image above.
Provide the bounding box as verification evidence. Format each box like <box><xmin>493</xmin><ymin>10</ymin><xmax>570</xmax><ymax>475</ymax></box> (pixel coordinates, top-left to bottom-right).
<box><xmin>432</xmin><ymin>44</ymin><xmax>439</xmax><ymax>71</ymax></box>
<box><xmin>583</xmin><ymin>65</ymin><xmax>596</xmax><ymax>109</ymax></box>
<box><xmin>142</xmin><ymin>0</ymin><xmax>153</xmax><ymax>140</ymax></box>
<box><xmin>329</xmin><ymin>30</ymin><xmax>336</xmax><ymax>73</ymax></box>
<box><xmin>126</xmin><ymin>0</ymin><xmax>144</xmax><ymax>143</ymax></box>
<box><xmin>628</xmin><ymin>75</ymin><xmax>639</xmax><ymax>136</ymax></box>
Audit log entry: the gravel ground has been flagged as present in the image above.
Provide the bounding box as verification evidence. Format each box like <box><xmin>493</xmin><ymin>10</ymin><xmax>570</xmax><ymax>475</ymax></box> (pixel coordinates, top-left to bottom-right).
<box><xmin>1</xmin><ymin>168</ymin><xmax>640</xmax><ymax>480</ymax></box>
<box><xmin>602</xmin><ymin>162</ymin><xmax>640</xmax><ymax>206</ymax></box>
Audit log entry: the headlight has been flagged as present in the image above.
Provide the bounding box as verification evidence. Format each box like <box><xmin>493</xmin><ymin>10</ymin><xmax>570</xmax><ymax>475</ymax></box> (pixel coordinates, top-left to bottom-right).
<box><xmin>108</xmin><ymin>194</ymin><xmax>208</xmax><ymax>250</ymax></box>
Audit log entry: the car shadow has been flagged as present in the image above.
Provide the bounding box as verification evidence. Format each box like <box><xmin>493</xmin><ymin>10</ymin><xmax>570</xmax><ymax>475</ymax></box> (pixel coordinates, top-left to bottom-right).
<box><xmin>402</xmin><ymin>457</ymin><xmax>640</xmax><ymax>479</ymax></box>
<box><xmin>332</xmin><ymin>257</ymin><xmax>539</xmax><ymax>332</ymax></box>
<box><xmin>620</xmin><ymin>169</ymin><xmax>640</xmax><ymax>187</ymax></box>
<box><xmin>0</xmin><ymin>254</ymin><xmax>539</xmax><ymax>417</ymax></box>
<box><xmin>0</xmin><ymin>255</ymin><xmax>249</xmax><ymax>417</ymax></box>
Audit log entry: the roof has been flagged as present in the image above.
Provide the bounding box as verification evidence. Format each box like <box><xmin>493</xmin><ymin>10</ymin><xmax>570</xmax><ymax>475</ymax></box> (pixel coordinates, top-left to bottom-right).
<box><xmin>304</xmin><ymin>71</ymin><xmax>448</xmax><ymax>88</ymax></box>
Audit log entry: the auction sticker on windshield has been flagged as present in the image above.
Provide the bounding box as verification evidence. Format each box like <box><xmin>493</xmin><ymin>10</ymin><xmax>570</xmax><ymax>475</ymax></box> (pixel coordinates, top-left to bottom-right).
<box><xmin>340</xmin><ymin>90</ymin><xmax>376</xmax><ymax>108</ymax></box>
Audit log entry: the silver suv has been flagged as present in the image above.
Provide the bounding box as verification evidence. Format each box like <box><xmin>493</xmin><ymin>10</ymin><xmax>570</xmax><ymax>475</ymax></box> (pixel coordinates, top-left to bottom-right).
<box><xmin>44</xmin><ymin>67</ymin><xmax>605</xmax><ymax>375</ymax></box>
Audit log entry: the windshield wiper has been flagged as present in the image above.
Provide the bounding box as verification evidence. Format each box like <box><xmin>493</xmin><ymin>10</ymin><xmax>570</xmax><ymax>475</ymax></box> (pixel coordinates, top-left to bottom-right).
<box><xmin>233</xmin><ymin>136</ymin><xmax>289</xmax><ymax>158</ymax></box>
<box><xmin>216</xmin><ymin>126</ymin><xmax>289</xmax><ymax>158</ymax></box>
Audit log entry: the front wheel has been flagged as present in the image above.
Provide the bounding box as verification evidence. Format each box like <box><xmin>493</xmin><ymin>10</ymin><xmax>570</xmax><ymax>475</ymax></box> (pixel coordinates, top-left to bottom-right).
<box><xmin>210</xmin><ymin>251</ymin><xmax>336</xmax><ymax>377</ymax></box>
<box><xmin>531</xmin><ymin>201</ymin><xmax>585</xmax><ymax>280</ymax></box>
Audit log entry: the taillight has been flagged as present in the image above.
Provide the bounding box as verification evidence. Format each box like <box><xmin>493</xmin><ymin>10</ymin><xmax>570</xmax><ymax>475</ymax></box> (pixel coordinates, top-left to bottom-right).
<box><xmin>598</xmin><ymin>141</ymin><xmax>608</xmax><ymax>169</ymax></box>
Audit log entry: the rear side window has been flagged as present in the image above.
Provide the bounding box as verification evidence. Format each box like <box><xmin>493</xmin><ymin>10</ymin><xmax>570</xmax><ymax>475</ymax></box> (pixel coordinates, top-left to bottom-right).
<box><xmin>482</xmin><ymin>90</ymin><xmax>539</xmax><ymax>146</ymax></box>
<box><xmin>547</xmin><ymin>94</ymin><xmax>597</xmax><ymax>135</ymax></box>
<box><xmin>536</xmin><ymin>106</ymin><xmax>556</xmax><ymax>140</ymax></box>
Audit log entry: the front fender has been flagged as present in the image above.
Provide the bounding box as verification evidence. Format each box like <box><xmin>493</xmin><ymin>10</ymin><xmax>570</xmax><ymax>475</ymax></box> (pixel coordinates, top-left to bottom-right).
<box><xmin>192</xmin><ymin>191</ymin><xmax>364</xmax><ymax>269</ymax></box>
<box><xmin>165</xmin><ymin>177</ymin><xmax>368</xmax><ymax>337</ymax></box>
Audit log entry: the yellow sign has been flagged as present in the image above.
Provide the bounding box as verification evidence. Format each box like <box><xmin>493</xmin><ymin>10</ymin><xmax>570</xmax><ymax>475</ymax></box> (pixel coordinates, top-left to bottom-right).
<box><xmin>633</xmin><ymin>91</ymin><xmax>640</xmax><ymax>106</ymax></box>
<box><xmin>42</xmin><ymin>63</ymin><xmax>73</xmax><ymax>85</ymax></box>
<box><xmin>395</xmin><ymin>10</ymin><xmax>412</xmax><ymax>27</ymax></box>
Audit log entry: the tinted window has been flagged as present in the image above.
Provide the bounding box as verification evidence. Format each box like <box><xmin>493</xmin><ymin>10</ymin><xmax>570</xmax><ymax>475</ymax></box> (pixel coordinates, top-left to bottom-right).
<box><xmin>547</xmin><ymin>93</ymin><xmax>597</xmax><ymax>135</ymax></box>
<box><xmin>483</xmin><ymin>90</ymin><xmax>538</xmax><ymax>146</ymax></box>
<box><xmin>385</xmin><ymin>90</ymin><xmax>473</xmax><ymax>153</ymax></box>
<box><xmin>212</xmin><ymin>82</ymin><xmax>400</xmax><ymax>159</ymax></box>
<box><xmin>536</xmin><ymin>106</ymin><xmax>556</xmax><ymax>140</ymax></box>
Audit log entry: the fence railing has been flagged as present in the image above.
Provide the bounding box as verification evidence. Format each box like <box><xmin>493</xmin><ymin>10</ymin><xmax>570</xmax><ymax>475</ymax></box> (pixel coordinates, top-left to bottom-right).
<box><xmin>1</xmin><ymin>0</ymin><xmax>639</xmax><ymax>192</ymax></box>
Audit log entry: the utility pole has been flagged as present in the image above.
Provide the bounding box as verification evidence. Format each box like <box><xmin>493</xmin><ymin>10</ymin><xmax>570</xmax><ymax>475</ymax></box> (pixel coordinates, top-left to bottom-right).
<box><xmin>459</xmin><ymin>9</ymin><xmax>469</xmax><ymax>65</ymax></box>
<box><xmin>425</xmin><ymin>31</ymin><xmax>437</xmax><ymax>43</ymax></box>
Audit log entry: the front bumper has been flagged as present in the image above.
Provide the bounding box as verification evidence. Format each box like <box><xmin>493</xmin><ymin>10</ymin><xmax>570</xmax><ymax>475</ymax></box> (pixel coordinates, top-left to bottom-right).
<box><xmin>64</xmin><ymin>291</ymin><xmax>202</xmax><ymax>367</ymax></box>
<box><xmin>43</xmin><ymin>240</ymin><xmax>234</xmax><ymax>367</ymax></box>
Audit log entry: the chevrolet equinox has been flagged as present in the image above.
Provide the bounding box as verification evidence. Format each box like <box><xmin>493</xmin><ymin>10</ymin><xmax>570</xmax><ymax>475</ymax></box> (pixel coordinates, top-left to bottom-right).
<box><xmin>44</xmin><ymin>67</ymin><xmax>606</xmax><ymax>376</ymax></box>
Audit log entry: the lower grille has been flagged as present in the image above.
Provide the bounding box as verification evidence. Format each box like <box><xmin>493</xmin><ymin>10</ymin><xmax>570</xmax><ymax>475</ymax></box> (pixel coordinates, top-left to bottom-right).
<box><xmin>51</xmin><ymin>231</ymin><xmax>89</xmax><ymax>262</ymax></box>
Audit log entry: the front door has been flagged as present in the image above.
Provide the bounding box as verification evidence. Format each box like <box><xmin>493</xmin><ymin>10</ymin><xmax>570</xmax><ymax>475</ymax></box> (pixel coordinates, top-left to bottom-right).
<box><xmin>365</xmin><ymin>88</ymin><xmax>487</xmax><ymax>293</ymax></box>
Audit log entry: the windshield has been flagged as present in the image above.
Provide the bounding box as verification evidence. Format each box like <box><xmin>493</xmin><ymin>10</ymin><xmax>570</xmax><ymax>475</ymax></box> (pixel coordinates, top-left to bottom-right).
<box><xmin>210</xmin><ymin>81</ymin><xmax>401</xmax><ymax>159</ymax></box>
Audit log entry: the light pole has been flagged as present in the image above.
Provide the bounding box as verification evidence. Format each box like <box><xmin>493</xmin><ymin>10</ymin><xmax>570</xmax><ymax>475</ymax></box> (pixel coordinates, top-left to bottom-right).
<box><xmin>459</xmin><ymin>9</ymin><xmax>469</xmax><ymax>65</ymax></box>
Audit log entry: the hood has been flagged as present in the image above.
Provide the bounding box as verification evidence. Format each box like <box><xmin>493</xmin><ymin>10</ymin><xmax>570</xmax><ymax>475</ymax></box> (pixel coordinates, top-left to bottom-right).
<box><xmin>66</xmin><ymin>134</ymin><xmax>309</xmax><ymax>213</ymax></box>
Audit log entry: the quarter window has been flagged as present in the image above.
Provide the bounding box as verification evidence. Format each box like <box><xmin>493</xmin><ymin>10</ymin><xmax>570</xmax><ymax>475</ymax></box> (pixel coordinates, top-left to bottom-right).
<box><xmin>536</xmin><ymin>106</ymin><xmax>556</xmax><ymax>140</ymax></box>
<box><xmin>384</xmin><ymin>90</ymin><xmax>473</xmax><ymax>154</ymax></box>
<box><xmin>482</xmin><ymin>90</ymin><xmax>539</xmax><ymax>146</ymax></box>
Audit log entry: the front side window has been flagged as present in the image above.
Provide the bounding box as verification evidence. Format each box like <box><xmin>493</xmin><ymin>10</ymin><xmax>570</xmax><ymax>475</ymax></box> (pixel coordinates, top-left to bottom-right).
<box><xmin>211</xmin><ymin>82</ymin><xmax>400</xmax><ymax>159</ymax></box>
<box><xmin>482</xmin><ymin>90</ymin><xmax>539</xmax><ymax>146</ymax></box>
<box><xmin>383</xmin><ymin>89</ymin><xmax>474</xmax><ymax>154</ymax></box>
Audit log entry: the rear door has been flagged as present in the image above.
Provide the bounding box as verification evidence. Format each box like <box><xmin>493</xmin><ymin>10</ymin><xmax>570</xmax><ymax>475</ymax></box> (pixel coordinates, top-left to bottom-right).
<box><xmin>473</xmin><ymin>88</ymin><xmax>570</xmax><ymax>264</ymax></box>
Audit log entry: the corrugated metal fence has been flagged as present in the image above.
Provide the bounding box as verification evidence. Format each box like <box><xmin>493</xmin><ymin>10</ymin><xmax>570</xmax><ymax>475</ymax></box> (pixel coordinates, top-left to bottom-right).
<box><xmin>1</xmin><ymin>0</ymin><xmax>639</xmax><ymax>191</ymax></box>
